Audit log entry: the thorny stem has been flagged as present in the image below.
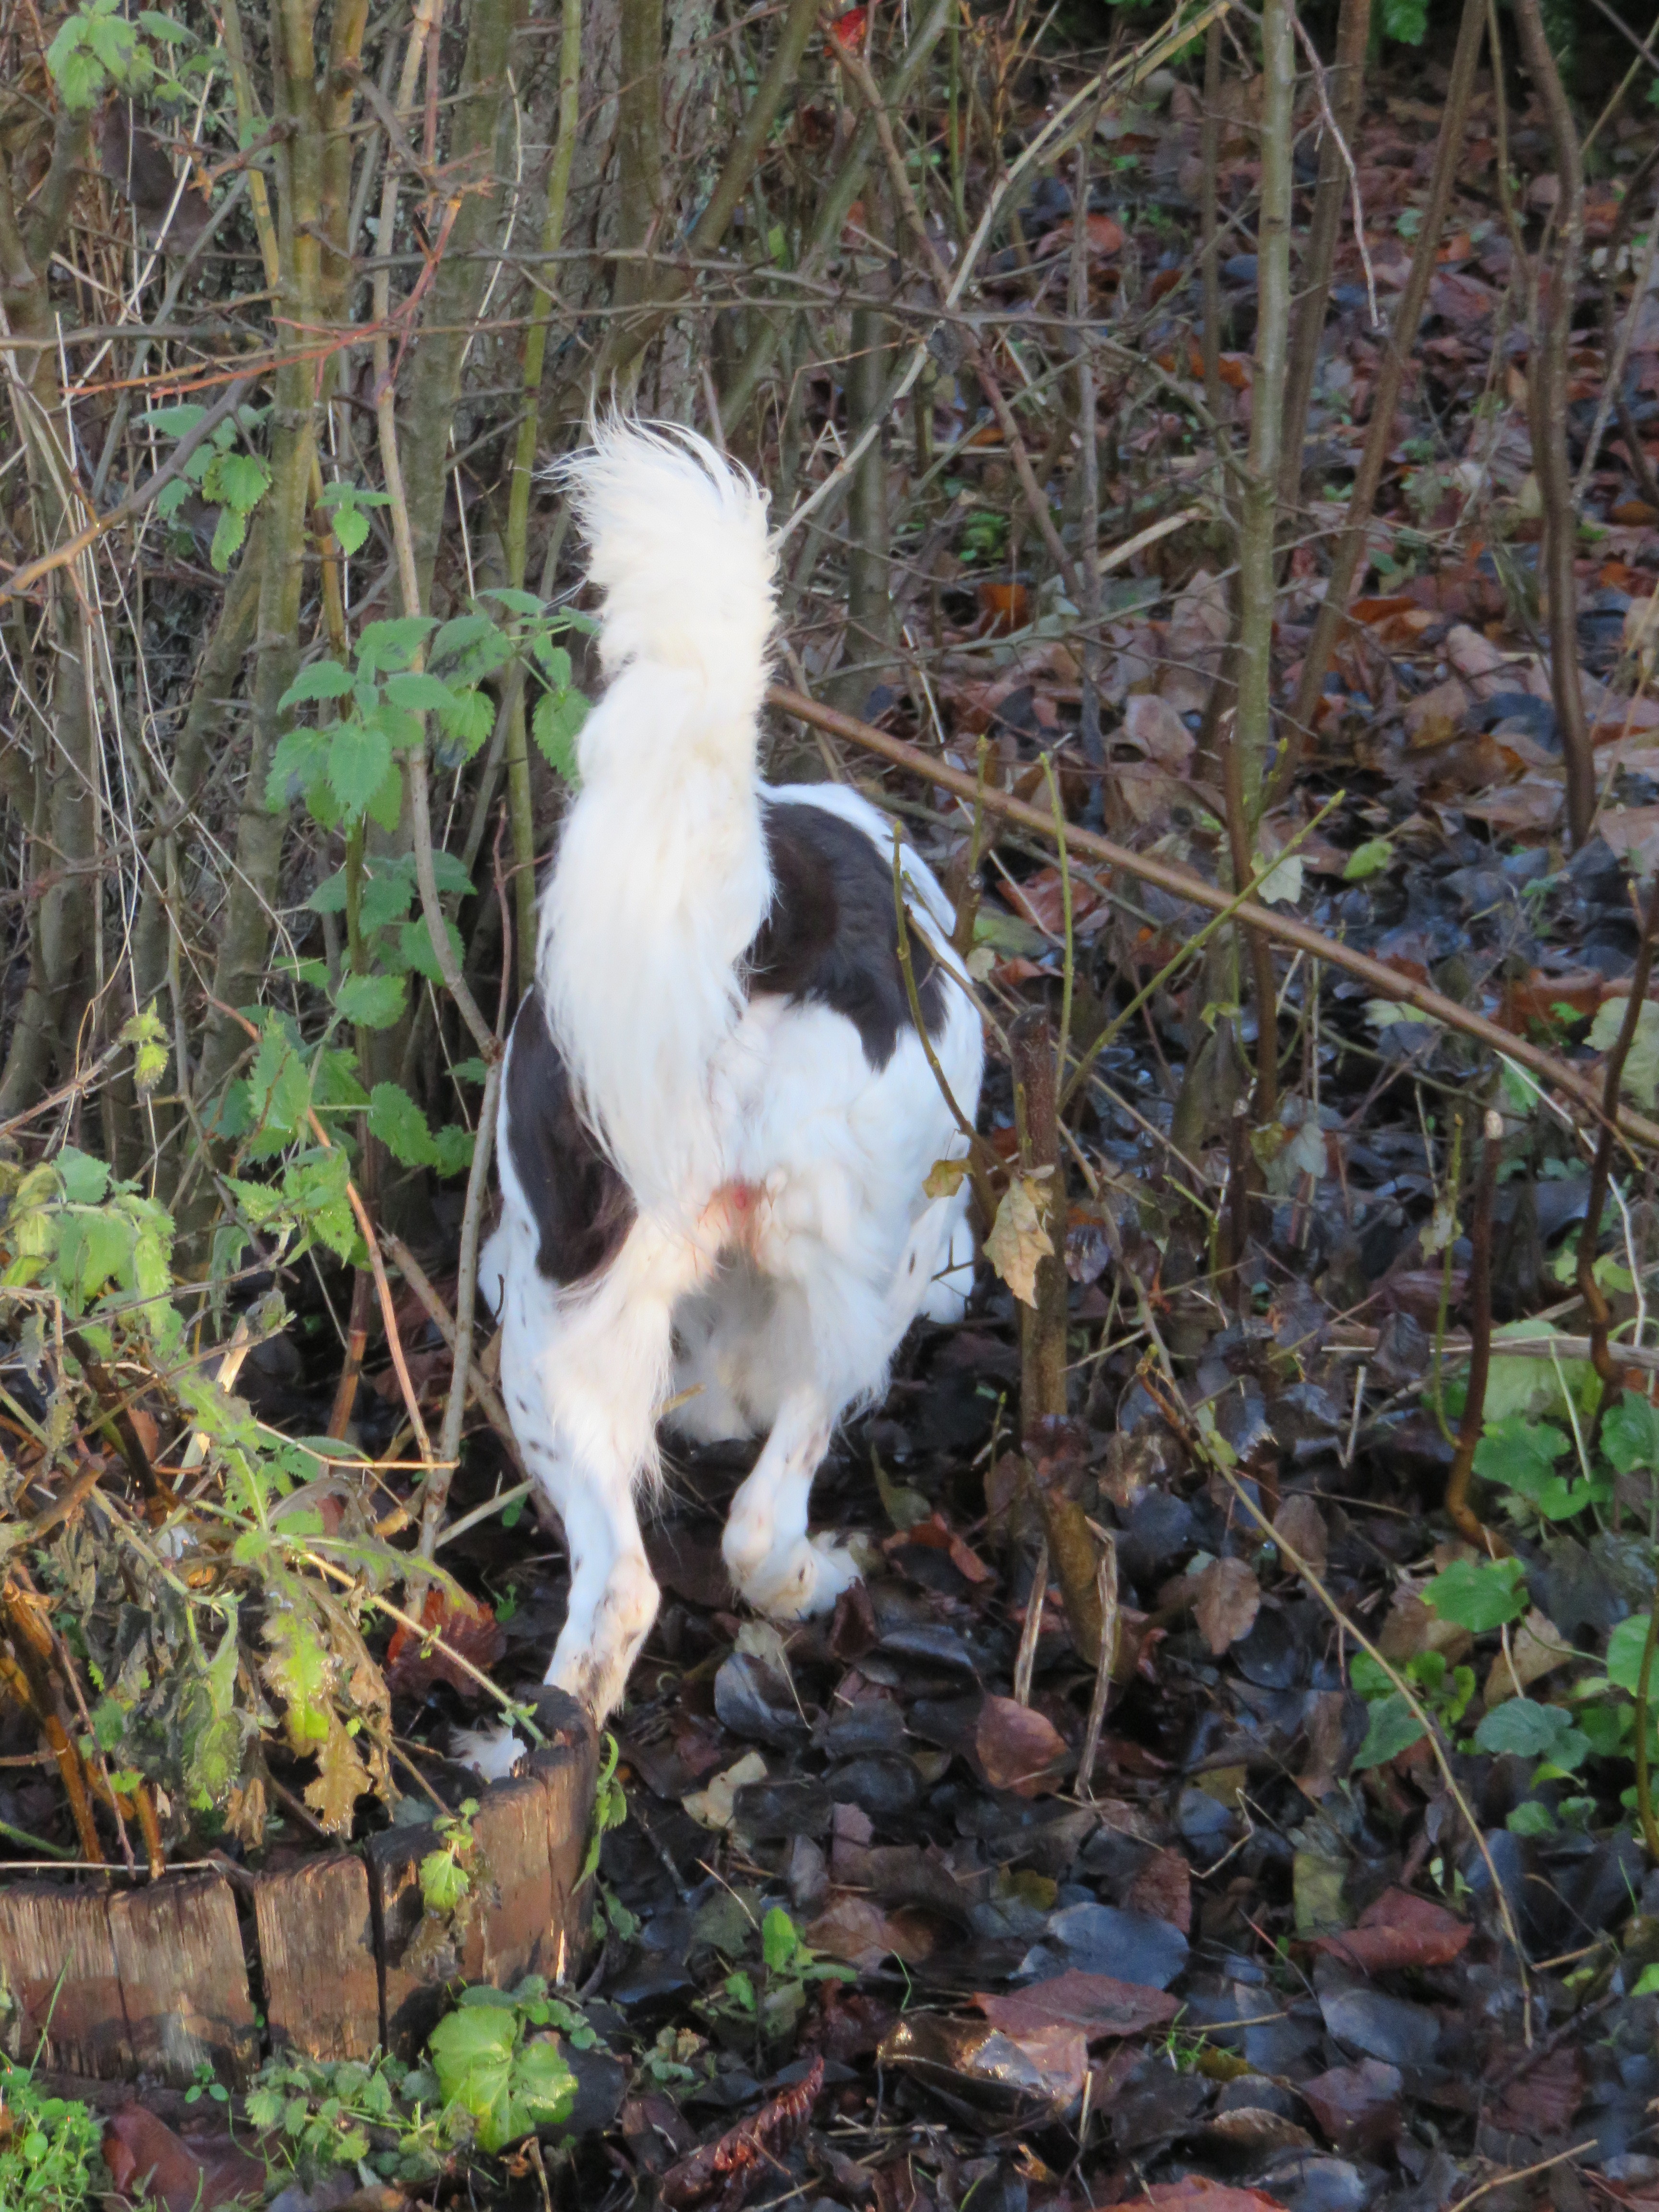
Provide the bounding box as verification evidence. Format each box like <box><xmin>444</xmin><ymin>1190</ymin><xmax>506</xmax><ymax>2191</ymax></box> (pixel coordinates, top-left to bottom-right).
<box><xmin>775</xmin><ymin>686</ymin><xmax>1659</xmax><ymax>1153</ymax></box>
<box><xmin>1578</xmin><ymin>876</ymin><xmax>1659</xmax><ymax>1425</ymax></box>
<box><xmin>1511</xmin><ymin>0</ymin><xmax>1593</xmax><ymax>847</ymax></box>
<box><xmin>1445</xmin><ymin>1108</ymin><xmax>1508</xmax><ymax>1551</ymax></box>
<box><xmin>1285</xmin><ymin>0</ymin><xmax>1488</xmax><ymax>769</ymax></box>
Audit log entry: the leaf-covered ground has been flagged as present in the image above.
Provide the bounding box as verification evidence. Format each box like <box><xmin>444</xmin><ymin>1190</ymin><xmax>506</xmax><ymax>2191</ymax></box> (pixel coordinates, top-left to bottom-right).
<box><xmin>16</xmin><ymin>22</ymin><xmax>1659</xmax><ymax>2212</ymax></box>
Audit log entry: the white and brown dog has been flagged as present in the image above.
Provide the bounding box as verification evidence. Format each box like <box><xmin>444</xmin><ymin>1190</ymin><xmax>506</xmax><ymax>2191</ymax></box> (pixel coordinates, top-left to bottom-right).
<box><xmin>464</xmin><ymin>423</ymin><xmax>983</xmax><ymax>1769</ymax></box>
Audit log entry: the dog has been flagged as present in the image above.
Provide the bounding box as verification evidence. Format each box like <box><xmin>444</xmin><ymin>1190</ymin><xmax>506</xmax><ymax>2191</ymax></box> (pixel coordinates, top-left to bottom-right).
<box><xmin>460</xmin><ymin>422</ymin><xmax>984</xmax><ymax>1774</ymax></box>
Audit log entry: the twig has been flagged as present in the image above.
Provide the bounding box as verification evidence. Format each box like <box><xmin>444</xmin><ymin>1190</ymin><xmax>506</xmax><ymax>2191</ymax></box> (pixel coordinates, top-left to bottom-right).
<box><xmin>1441</xmin><ymin>2145</ymin><xmax>1596</xmax><ymax>2212</ymax></box>
<box><xmin>770</xmin><ymin>685</ymin><xmax>1659</xmax><ymax>1153</ymax></box>
<box><xmin>1578</xmin><ymin>875</ymin><xmax>1659</xmax><ymax>1421</ymax></box>
<box><xmin>1076</xmin><ymin>1527</ymin><xmax>1119</xmax><ymax>1796</ymax></box>
<box><xmin>1445</xmin><ymin>1109</ymin><xmax>1507</xmax><ymax>1550</ymax></box>
<box><xmin>381</xmin><ymin>1228</ymin><xmax>518</xmax><ymax>1453</ymax></box>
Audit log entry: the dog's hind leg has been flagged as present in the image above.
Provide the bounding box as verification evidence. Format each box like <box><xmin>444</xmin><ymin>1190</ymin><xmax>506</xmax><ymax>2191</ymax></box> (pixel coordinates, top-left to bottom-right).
<box><xmin>721</xmin><ymin>1383</ymin><xmax>856</xmax><ymax>1620</ymax></box>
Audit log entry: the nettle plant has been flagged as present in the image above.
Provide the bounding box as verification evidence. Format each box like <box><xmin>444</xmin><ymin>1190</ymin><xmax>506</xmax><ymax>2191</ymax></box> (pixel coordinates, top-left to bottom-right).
<box><xmin>144</xmin><ymin>403</ymin><xmax>273</xmax><ymax>574</ymax></box>
<box><xmin>1351</xmin><ymin>1374</ymin><xmax>1659</xmax><ymax>1837</ymax></box>
<box><xmin>0</xmin><ymin>1139</ymin><xmax>473</xmax><ymax>1847</ymax></box>
<box><xmin>216</xmin><ymin>595</ymin><xmax>589</xmax><ymax>1190</ymax></box>
<box><xmin>46</xmin><ymin>0</ymin><xmax>207</xmax><ymax>111</ymax></box>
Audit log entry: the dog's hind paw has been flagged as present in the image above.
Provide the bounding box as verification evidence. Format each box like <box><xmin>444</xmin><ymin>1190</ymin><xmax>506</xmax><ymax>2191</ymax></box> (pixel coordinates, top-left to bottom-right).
<box><xmin>740</xmin><ymin>1533</ymin><xmax>862</xmax><ymax>1622</ymax></box>
<box><xmin>450</xmin><ymin>1723</ymin><xmax>528</xmax><ymax>1782</ymax></box>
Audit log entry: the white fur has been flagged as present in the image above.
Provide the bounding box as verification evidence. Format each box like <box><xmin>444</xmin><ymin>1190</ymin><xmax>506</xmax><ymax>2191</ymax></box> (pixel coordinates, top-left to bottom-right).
<box><xmin>467</xmin><ymin>422</ymin><xmax>984</xmax><ymax>1764</ymax></box>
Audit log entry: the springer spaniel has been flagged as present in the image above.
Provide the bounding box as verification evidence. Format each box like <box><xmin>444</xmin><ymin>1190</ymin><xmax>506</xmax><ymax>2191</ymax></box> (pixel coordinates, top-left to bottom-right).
<box><xmin>464</xmin><ymin>423</ymin><xmax>983</xmax><ymax>1768</ymax></box>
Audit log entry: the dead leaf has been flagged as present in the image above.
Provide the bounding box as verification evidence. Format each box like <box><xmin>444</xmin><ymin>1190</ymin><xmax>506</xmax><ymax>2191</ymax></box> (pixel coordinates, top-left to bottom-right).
<box><xmin>1313</xmin><ymin>1887</ymin><xmax>1470</xmax><ymax>1973</ymax></box>
<box><xmin>684</xmin><ymin>1750</ymin><xmax>769</xmax><ymax>1829</ymax></box>
<box><xmin>385</xmin><ymin>1584</ymin><xmax>506</xmax><ymax>1699</ymax></box>
<box><xmin>1125</xmin><ymin>1847</ymin><xmax>1192</xmax><ymax>1934</ymax></box>
<box><xmin>974</xmin><ymin>1967</ymin><xmax>1180</xmax><ymax>2042</ymax></box>
<box><xmin>1096</xmin><ymin>2184</ymin><xmax>1290</xmax><ymax>2212</ymax></box>
<box><xmin>807</xmin><ymin>1893</ymin><xmax>937</xmax><ymax>1969</ymax></box>
<box><xmin>1491</xmin><ymin>2043</ymin><xmax>1583</xmax><ymax>2139</ymax></box>
<box><xmin>1272</xmin><ymin>1493</ymin><xmax>1329</xmax><ymax>1577</ymax></box>
<box><xmin>1193</xmin><ymin>1557</ymin><xmax>1261</xmax><ymax>1655</ymax></box>
<box><xmin>305</xmin><ymin>1716</ymin><xmax>373</xmax><ymax>1835</ymax></box>
<box><xmin>1483</xmin><ymin>1607</ymin><xmax>1573</xmax><ymax>1705</ymax></box>
<box><xmin>974</xmin><ymin>1695</ymin><xmax>1070</xmax><ymax>1795</ymax></box>
<box><xmin>1123</xmin><ymin>693</ymin><xmax>1195</xmax><ymax>769</ymax></box>
<box><xmin>984</xmin><ymin>1173</ymin><xmax>1055</xmax><ymax>1307</ymax></box>
<box><xmin>103</xmin><ymin>2107</ymin><xmax>265</xmax><ymax>2212</ymax></box>
<box><xmin>1299</xmin><ymin>2058</ymin><xmax>1404</xmax><ymax>2154</ymax></box>
<box><xmin>879</xmin><ymin>2013</ymin><xmax>1087</xmax><ymax>2108</ymax></box>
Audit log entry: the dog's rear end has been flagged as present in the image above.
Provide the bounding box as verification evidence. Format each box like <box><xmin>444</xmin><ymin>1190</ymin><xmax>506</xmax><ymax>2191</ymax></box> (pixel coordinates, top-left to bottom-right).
<box><xmin>469</xmin><ymin>424</ymin><xmax>981</xmax><ymax>1770</ymax></box>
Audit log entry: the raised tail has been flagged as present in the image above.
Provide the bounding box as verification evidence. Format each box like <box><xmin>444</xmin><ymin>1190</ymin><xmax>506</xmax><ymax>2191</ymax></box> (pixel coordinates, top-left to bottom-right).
<box><xmin>536</xmin><ymin>421</ymin><xmax>778</xmax><ymax>1214</ymax></box>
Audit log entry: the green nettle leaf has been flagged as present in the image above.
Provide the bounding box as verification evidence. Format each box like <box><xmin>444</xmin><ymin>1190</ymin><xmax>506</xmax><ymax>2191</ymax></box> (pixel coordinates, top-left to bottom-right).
<box><xmin>1603</xmin><ymin>1391</ymin><xmax>1659</xmax><ymax>1477</ymax></box>
<box><xmin>56</xmin><ymin>1146</ymin><xmax>112</xmax><ymax>1205</ymax></box>
<box><xmin>1343</xmin><ymin>836</ymin><xmax>1394</xmax><ymax>881</ymax></box>
<box><xmin>1590</xmin><ymin>996</ymin><xmax>1659</xmax><ymax>1110</ymax></box>
<box><xmin>1424</xmin><ymin>1556</ymin><xmax>1528</xmax><ymax>1633</ymax></box>
<box><xmin>532</xmin><ymin>640</ymin><xmax>572</xmax><ymax>689</ymax></box>
<box><xmin>762</xmin><ymin>1907</ymin><xmax>801</xmax><ymax>1972</ymax></box>
<box><xmin>1382</xmin><ymin>0</ymin><xmax>1427</xmax><ymax>38</ymax></box>
<box><xmin>432</xmin><ymin>613</ymin><xmax>498</xmax><ymax>662</ymax></box>
<box><xmin>308</xmin><ymin>868</ymin><xmax>349</xmax><ymax>914</ymax></box>
<box><xmin>209</xmin><ymin>503</ymin><xmax>249</xmax><ymax>573</ymax></box>
<box><xmin>280</xmin><ymin>661</ymin><xmax>355</xmax><ymax>710</ymax></box>
<box><xmin>329</xmin><ymin>504</ymin><xmax>372</xmax><ymax>556</ymax></box>
<box><xmin>1606</xmin><ymin>1614</ymin><xmax>1653</xmax><ymax>1695</ymax></box>
<box><xmin>206</xmin><ymin>451</ymin><xmax>271</xmax><ymax>514</ymax></box>
<box><xmin>247</xmin><ymin>1023</ymin><xmax>313</xmax><ymax>1146</ymax></box>
<box><xmin>268</xmin><ymin>725</ymin><xmax>332</xmax><ymax>807</ymax></box>
<box><xmin>262</xmin><ymin>1610</ymin><xmax>334</xmax><ymax>1754</ymax></box>
<box><xmin>1473</xmin><ymin>1697</ymin><xmax>1587</xmax><ymax>1770</ymax></box>
<box><xmin>478</xmin><ymin>586</ymin><xmax>544</xmax><ymax>616</ymax></box>
<box><xmin>360</xmin><ymin>869</ymin><xmax>418</xmax><ymax>932</ymax></box>
<box><xmin>368</xmin><ymin>1082</ymin><xmax>436</xmax><ymax>1167</ymax></box>
<box><xmin>138</xmin><ymin>12</ymin><xmax>192</xmax><ymax>42</ymax></box>
<box><xmin>283</xmin><ymin>1149</ymin><xmax>357</xmax><ymax>1262</ymax></box>
<box><xmin>400</xmin><ymin>914</ymin><xmax>467</xmax><ymax>985</ymax></box>
<box><xmin>430</xmin><ymin>850</ymin><xmax>477</xmax><ymax>897</ymax></box>
<box><xmin>439</xmin><ymin>688</ymin><xmax>495</xmax><ymax>756</ymax></box>
<box><xmin>53</xmin><ymin>42</ymin><xmax>103</xmax><ymax>107</ymax></box>
<box><xmin>429</xmin><ymin>1124</ymin><xmax>476</xmax><ymax>1179</ymax></box>
<box><xmin>1351</xmin><ymin>1692</ymin><xmax>1427</xmax><ymax>1771</ymax></box>
<box><xmin>144</xmin><ymin>402</ymin><xmax>209</xmax><ymax>436</ymax></box>
<box><xmin>328</xmin><ymin>721</ymin><xmax>394</xmax><ymax>815</ymax></box>
<box><xmin>366</xmin><ymin>764</ymin><xmax>405</xmax><ymax>835</ymax></box>
<box><xmin>357</xmin><ymin>614</ymin><xmax>437</xmax><ymax>677</ymax></box>
<box><xmin>334</xmin><ymin>972</ymin><xmax>407</xmax><ymax>1031</ymax></box>
<box><xmin>155</xmin><ymin>477</ymin><xmax>193</xmax><ymax>521</ymax></box>
<box><xmin>383</xmin><ymin>671</ymin><xmax>456</xmax><ymax>714</ymax></box>
<box><xmin>120</xmin><ymin>1002</ymin><xmax>170</xmax><ymax>1093</ymax></box>
<box><xmin>532</xmin><ymin>689</ymin><xmax>587</xmax><ymax>781</ymax></box>
<box><xmin>1472</xmin><ymin>1416</ymin><xmax>1570</xmax><ymax>1501</ymax></box>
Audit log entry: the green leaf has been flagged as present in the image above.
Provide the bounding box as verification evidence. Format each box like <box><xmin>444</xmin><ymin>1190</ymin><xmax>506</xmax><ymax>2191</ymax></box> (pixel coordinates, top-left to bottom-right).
<box><xmin>1351</xmin><ymin>1693</ymin><xmax>1427</xmax><ymax>1771</ymax></box>
<box><xmin>438</xmin><ymin>688</ymin><xmax>495</xmax><ymax>757</ymax></box>
<box><xmin>430</xmin><ymin>850</ymin><xmax>476</xmax><ymax>897</ymax></box>
<box><xmin>247</xmin><ymin>1022</ymin><xmax>313</xmax><ymax>1146</ymax></box>
<box><xmin>1505</xmin><ymin>1800</ymin><xmax>1556</xmax><ymax>1836</ymax></box>
<box><xmin>144</xmin><ymin>402</ymin><xmax>208</xmax><ymax>436</ymax></box>
<box><xmin>209</xmin><ymin>502</ymin><xmax>248</xmax><ymax>573</ymax></box>
<box><xmin>268</xmin><ymin>724</ymin><xmax>331</xmax><ymax>807</ymax></box>
<box><xmin>1343</xmin><ymin>837</ymin><xmax>1394</xmax><ymax>881</ymax></box>
<box><xmin>328</xmin><ymin>721</ymin><xmax>394</xmax><ymax>816</ymax></box>
<box><xmin>531</xmin><ymin>689</ymin><xmax>586</xmax><ymax>781</ymax></box>
<box><xmin>52</xmin><ymin>41</ymin><xmax>104</xmax><ymax>107</ymax></box>
<box><xmin>335</xmin><ymin>972</ymin><xmax>407</xmax><ymax>1030</ymax></box>
<box><xmin>139</xmin><ymin>12</ymin><xmax>193</xmax><ymax>43</ymax></box>
<box><xmin>361</xmin><ymin>868</ymin><xmax>418</xmax><ymax>932</ymax></box>
<box><xmin>1589</xmin><ymin>996</ymin><xmax>1659</xmax><ymax>1111</ymax></box>
<box><xmin>509</xmin><ymin>2039</ymin><xmax>577</xmax><ymax>2135</ymax></box>
<box><xmin>356</xmin><ymin>615</ymin><xmax>436</xmax><ymax>677</ymax></box>
<box><xmin>477</xmin><ymin>586</ymin><xmax>544</xmax><ymax>615</ymax></box>
<box><xmin>206</xmin><ymin>451</ymin><xmax>271</xmax><ymax>515</ymax></box>
<box><xmin>57</xmin><ymin>1146</ymin><xmax>111</xmax><ymax>1204</ymax></box>
<box><xmin>329</xmin><ymin>503</ymin><xmax>372</xmax><ymax>557</ymax></box>
<box><xmin>155</xmin><ymin>477</ymin><xmax>193</xmax><ymax>521</ymax></box>
<box><xmin>432</xmin><ymin>614</ymin><xmax>498</xmax><ymax>662</ymax></box>
<box><xmin>383</xmin><ymin>671</ymin><xmax>456</xmax><ymax>714</ymax></box>
<box><xmin>1425</xmin><ymin>1557</ymin><xmax>1528</xmax><ymax>1633</ymax></box>
<box><xmin>1604</xmin><ymin>1392</ymin><xmax>1659</xmax><ymax>1477</ymax></box>
<box><xmin>1472</xmin><ymin>1417</ymin><xmax>1569</xmax><ymax>1500</ymax></box>
<box><xmin>309</xmin><ymin>868</ymin><xmax>349</xmax><ymax>914</ymax></box>
<box><xmin>280</xmin><ymin>661</ymin><xmax>355</xmax><ymax>710</ymax></box>
<box><xmin>428</xmin><ymin>2007</ymin><xmax>516</xmax><ymax>2151</ymax></box>
<box><xmin>762</xmin><ymin>1907</ymin><xmax>801</xmax><ymax>1972</ymax></box>
<box><xmin>367</xmin><ymin>1082</ymin><xmax>435</xmax><ymax>1167</ymax></box>
<box><xmin>366</xmin><ymin>764</ymin><xmax>404</xmax><ymax>835</ymax></box>
<box><xmin>421</xmin><ymin>1848</ymin><xmax>471</xmax><ymax>1914</ymax></box>
<box><xmin>262</xmin><ymin>1610</ymin><xmax>333</xmax><ymax>1753</ymax></box>
<box><xmin>1607</xmin><ymin>1614</ymin><xmax>1654</xmax><ymax>1695</ymax></box>
<box><xmin>429</xmin><ymin>1124</ymin><xmax>476</xmax><ymax>1179</ymax></box>
<box><xmin>1473</xmin><ymin>1697</ymin><xmax>1586</xmax><ymax>1768</ymax></box>
<box><xmin>399</xmin><ymin>914</ymin><xmax>466</xmax><ymax>985</ymax></box>
<box><xmin>1634</xmin><ymin>1961</ymin><xmax>1659</xmax><ymax>1997</ymax></box>
<box><xmin>120</xmin><ymin>1001</ymin><xmax>169</xmax><ymax>1093</ymax></box>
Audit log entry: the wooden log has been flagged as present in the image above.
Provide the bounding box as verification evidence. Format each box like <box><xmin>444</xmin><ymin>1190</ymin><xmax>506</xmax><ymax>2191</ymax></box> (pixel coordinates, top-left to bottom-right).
<box><xmin>107</xmin><ymin>1871</ymin><xmax>258</xmax><ymax>2086</ymax></box>
<box><xmin>251</xmin><ymin>1852</ymin><xmax>380</xmax><ymax>2062</ymax></box>
<box><xmin>0</xmin><ymin>1885</ymin><xmax>130</xmax><ymax>2079</ymax></box>
<box><xmin>370</xmin><ymin>1695</ymin><xmax>598</xmax><ymax>2057</ymax></box>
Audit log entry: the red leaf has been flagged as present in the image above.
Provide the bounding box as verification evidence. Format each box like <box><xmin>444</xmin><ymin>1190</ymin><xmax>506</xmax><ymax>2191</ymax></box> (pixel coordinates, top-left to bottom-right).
<box><xmin>385</xmin><ymin>1584</ymin><xmax>506</xmax><ymax>1699</ymax></box>
<box><xmin>1312</xmin><ymin>1887</ymin><xmax>1470</xmax><ymax>1974</ymax></box>
<box><xmin>661</xmin><ymin>2055</ymin><xmax>824</xmax><ymax>2210</ymax></box>
<box><xmin>1299</xmin><ymin>2059</ymin><xmax>1404</xmax><ymax>2154</ymax></box>
<box><xmin>1125</xmin><ymin>1846</ymin><xmax>1192</xmax><ymax>1935</ymax></box>
<box><xmin>1097</xmin><ymin>2185</ymin><xmax>1288</xmax><ymax>2212</ymax></box>
<box><xmin>826</xmin><ymin>7</ymin><xmax>867</xmax><ymax>51</ymax></box>
<box><xmin>103</xmin><ymin>2108</ymin><xmax>264</xmax><ymax>2212</ymax></box>
<box><xmin>973</xmin><ymin>1968</ymin><xmax>1180</xmax><ymax>2042</ymax></box>
<box><xmin>974</xmin><ymin>1695</ymin><xmax>1070</xmax><ymax>1796</ymax></box>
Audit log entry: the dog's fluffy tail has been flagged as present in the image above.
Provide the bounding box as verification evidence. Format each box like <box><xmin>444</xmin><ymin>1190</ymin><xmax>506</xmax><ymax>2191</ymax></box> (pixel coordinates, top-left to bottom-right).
<box><xmin>538</xmin><ymin>421</ymin><xmax>778</xmax><ymax>1214</ymax></box>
